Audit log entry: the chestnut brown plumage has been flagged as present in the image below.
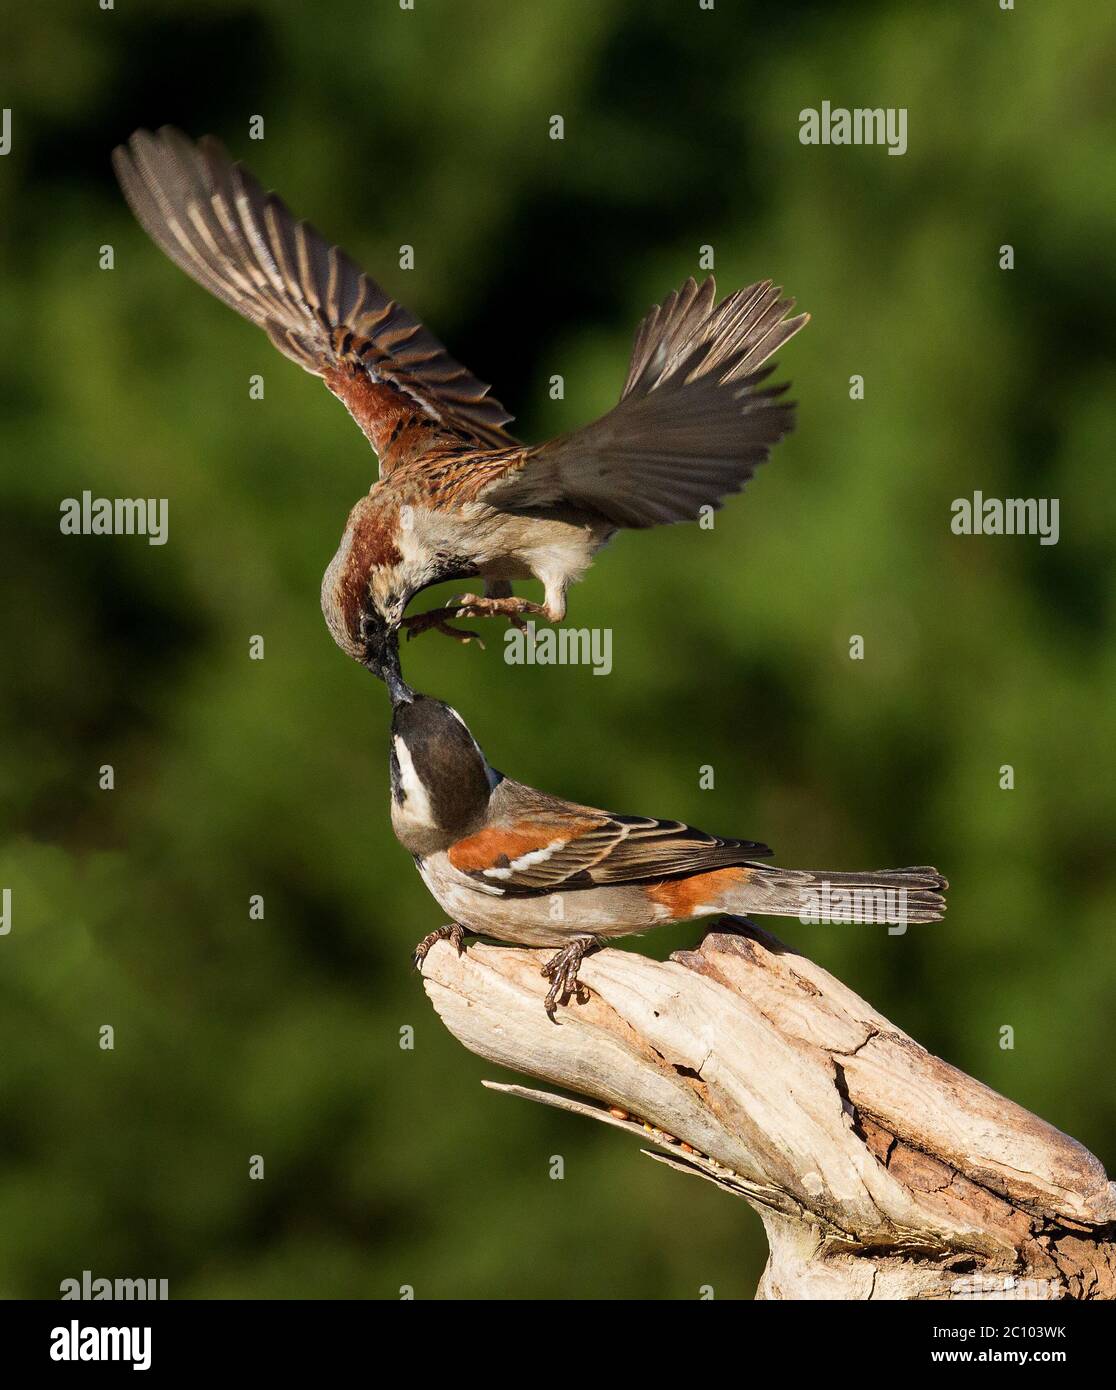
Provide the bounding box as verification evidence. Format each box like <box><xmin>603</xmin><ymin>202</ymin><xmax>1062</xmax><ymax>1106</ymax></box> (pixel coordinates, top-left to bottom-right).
<box><xmin>389</xmin><ymin>691</ymin><xmax>948</xmax><ymax>1014</ymax></box>
<box><xmin>113</xmin><ymin>128</ymin><xmax>809</xmax><ymax>681</ymax></box>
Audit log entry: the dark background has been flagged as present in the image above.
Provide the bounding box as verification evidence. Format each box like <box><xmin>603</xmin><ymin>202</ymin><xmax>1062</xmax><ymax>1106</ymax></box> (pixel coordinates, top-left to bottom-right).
<box><xmin>1</xmin><ymin>0</ymin><xmax>1114</xmax><ymax>1298</ymax></box>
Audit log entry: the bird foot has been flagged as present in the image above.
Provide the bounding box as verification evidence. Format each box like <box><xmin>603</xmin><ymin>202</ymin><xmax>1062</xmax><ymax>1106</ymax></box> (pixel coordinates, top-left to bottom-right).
<box><xmin>451</xmin><ymin>594</ymin><xmax>548</xmax><ymax>631</ymax></box>
<box><xmin>402</xmin><ymin>608</ymin><xmax>485</xmax><ymax>647</ymax></box>
<box><xmin>541</xmin><ymin>936</ymin><xmax>599</xmax><ymax>1018</ymax></box>
<box><xmin>412</xmin><ymin>923</ymin><xmax>469</xmax><ymax>970</ymax></box>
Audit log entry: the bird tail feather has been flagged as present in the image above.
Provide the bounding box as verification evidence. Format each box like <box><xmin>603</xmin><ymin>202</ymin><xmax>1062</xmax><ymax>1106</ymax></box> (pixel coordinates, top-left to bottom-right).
<box><xmin>728</xmin><ymin>865</ymin><xmax>948</xmax><ymax>925</ymax></box>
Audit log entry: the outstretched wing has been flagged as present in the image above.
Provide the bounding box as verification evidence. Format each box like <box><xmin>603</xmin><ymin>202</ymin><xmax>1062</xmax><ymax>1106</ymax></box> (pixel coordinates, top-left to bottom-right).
<box><xmin>447</xmin><ymin>796</ymin><xmax>772</xmax><ymax>896</ymax></box>
<box><xmin>471</xmin><ymin>276</ymin><xmax>807</xmax><ymax>526</ymax></box>
<box><xmin>112</xmin><ymin>127</ymin><xmax>515</xmax><ymax>462</ymax></box>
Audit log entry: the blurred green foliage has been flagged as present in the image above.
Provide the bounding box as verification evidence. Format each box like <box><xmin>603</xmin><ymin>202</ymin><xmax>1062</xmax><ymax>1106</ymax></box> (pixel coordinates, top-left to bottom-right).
<box><xmin>1</xmin><ymin>0</ymin><xmax>1115</xmax><ymax>1300</ymax></box>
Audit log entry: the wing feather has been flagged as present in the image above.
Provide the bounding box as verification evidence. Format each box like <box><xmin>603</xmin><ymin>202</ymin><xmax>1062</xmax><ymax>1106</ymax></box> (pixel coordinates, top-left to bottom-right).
<box><xmin>113</xmin><ymin>127</ymin><xmax>516</xmax><ymax>459</ymax></box>
<box><xmin>476</xmin><ymin>276</ymin><xmax>807</xmax><ymax>526</ymax></box>
<box><xmin>452</xmin><ymin>800</ymin><xmax>772</xmax><ymax>896</ymax></box>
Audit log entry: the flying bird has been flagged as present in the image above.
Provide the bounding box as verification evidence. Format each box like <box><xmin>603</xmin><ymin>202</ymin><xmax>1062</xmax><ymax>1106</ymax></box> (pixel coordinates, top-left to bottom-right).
<box><xmin>113</xmin><ymin>128</ymin><xmax>809</xmax><ymax>681</ymax></box>
<box><xmin>385</xmin><ymin>675</ymin><xmax>947</xmax><ymax>1015</ymax></box>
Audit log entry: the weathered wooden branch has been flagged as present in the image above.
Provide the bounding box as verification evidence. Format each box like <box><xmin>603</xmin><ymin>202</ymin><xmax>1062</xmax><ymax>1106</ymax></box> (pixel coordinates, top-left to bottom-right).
<box><xmin>420</xmin><ymin>918</ymin><xmax>1116</xmax><ymax>1299</ymax></box>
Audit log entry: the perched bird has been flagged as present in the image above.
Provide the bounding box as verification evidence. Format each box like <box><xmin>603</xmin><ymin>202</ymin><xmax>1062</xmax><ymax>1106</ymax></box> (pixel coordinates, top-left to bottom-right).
<box><xmin>112</xmin><ymin>127</ymin><xmax>808</xmax><ymax>680</ymax></box>
<box><xmin>384</xmin><ymin>671</ymin><xmax>948</xmax><ymax>1015</ymax></box>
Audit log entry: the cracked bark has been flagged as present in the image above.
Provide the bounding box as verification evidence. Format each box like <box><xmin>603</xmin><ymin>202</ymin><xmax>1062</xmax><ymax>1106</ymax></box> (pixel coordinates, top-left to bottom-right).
<box><xmin>419</xmin><ymin>917</ymin><xmax>1116</xmax><ymax>1300</ymax></box>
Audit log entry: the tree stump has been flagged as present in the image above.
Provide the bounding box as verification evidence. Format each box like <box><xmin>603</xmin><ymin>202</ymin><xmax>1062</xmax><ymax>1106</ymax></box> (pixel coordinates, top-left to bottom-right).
<box><xmin>419</xmin><ymin>919</ymin><xmax>1116</xmax><ymax>1299</ymax></box>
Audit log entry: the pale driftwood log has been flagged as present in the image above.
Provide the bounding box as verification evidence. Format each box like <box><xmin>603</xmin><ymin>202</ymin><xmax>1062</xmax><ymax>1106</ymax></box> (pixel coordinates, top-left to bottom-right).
<box><xmin>420</xmin><ymin>918</ymin><xmax>1116</xmax><ymax>1300</ymax></box>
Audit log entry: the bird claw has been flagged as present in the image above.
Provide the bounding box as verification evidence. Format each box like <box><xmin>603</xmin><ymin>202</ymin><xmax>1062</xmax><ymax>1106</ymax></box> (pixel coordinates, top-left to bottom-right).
<box><xmin>451</xmin><ymin>593</ymin><xmax>543</xmax><ymax>632</ymax></box>
<box><xmin>402</xmin><ymin>608</ymin><xmax>485</xmax><ymax>648</ymax></box>
<box><xmin>412</xmin><ymin>923</ymin><xmax>468</xmax><ymax>970</ymax></box>
<box><xmin>540</xmin><ymin>936</ymin><xmax>598</xmax><ymax>1018</ymax></box>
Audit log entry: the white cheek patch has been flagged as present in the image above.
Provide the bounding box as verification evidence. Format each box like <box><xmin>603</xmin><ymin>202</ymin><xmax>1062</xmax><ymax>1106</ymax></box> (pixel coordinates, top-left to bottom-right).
<box><xmin>483</xmin><ymin>838</ymin><xmax>567</xmax><ymax>879</ymax></box>
<box><xmin>393</xmin><ymin>737</ymin><xmax>435</xmax><ymax>827</ymax></box>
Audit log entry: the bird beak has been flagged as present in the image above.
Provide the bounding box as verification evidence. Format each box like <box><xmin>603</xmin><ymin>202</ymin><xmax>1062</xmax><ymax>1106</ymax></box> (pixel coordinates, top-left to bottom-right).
<box><xmin>384</xmin><ymin>649</ymin><xmax>414</xmax><ymax>707</ymax></box>
<box><xmin>365</xmin><ymin>624</ymin><xmax>413</xmax><ymax>705</ymax></box>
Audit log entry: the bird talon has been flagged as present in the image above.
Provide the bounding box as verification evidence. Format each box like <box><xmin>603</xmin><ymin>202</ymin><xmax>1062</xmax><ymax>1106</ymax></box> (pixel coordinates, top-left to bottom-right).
<box><xmin>412</xmin><ymin>923</ymin><xmax>469</xmax><ymax>970</ymax></box>
<box><xmin>540</xmin><ymin>937</ymin><xmax>598</xmax><ymax>1015</ymax></box>
<box><xmin>403</xmin><ymin>609</ymin><xmax>485</xmax><ymax>648</ymax></box>
<box><xmin>444</xmin><ymin>594</ymin><xmax>545</xmax><ymax>631</ymax></box>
